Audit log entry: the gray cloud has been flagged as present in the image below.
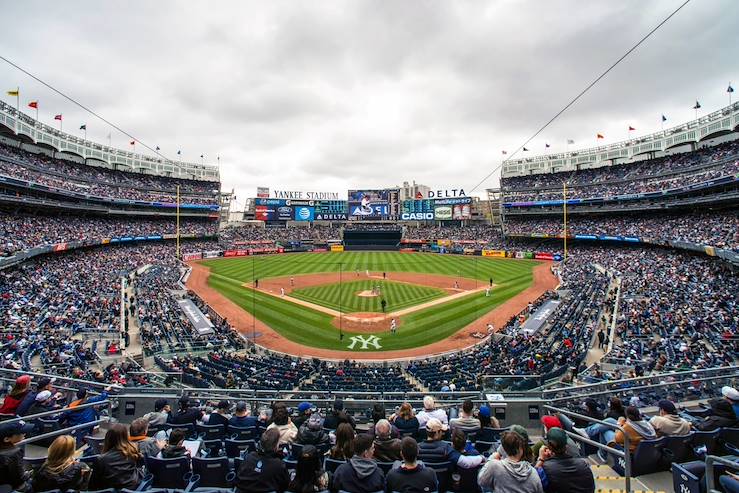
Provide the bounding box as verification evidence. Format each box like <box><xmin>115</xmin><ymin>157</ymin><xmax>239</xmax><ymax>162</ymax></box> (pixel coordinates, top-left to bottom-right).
<box><xmin>1</xmin><ymin>0</ymin><xmax>737</xmax><ymax>204</ymax></box>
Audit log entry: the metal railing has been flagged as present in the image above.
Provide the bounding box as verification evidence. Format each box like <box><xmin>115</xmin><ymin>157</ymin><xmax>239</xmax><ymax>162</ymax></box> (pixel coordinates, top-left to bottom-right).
<box><xmin>544</xmin><ymin>404</ymin><xmax>632</xmax><ymax>493</ymax></box>
<box><xmin>706</xmin><ymin>455</ymin><xmax>739</xmax><ymax>493</ymax></box>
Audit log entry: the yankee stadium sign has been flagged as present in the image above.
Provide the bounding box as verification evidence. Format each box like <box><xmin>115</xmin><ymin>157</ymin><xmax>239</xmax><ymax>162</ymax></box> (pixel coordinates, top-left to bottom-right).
<box><xmin>273</xmin><ymin>190</ymin><xmax>340</xmax><ymax>200</ymax></box>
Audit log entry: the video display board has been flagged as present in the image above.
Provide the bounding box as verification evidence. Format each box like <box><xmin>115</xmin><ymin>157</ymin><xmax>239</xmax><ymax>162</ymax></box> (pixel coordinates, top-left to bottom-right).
<box><xmin>348</xmin><ymin>189</ymin><xmax>400</xmax><ymax>219</ymax></box>
<box><xmin>401</xmin><ymin>199</ymin><xmax>435</xmax><ymax>220</ymax></box>
<box><xmin>254</xmin><ymin>198</ymin><xmax>294</xmax><ymax>221</ymax></box>
<box><xmin>434</xmin><ymin>197</ymin><xmax>472</xmax><ymax>220</ymax></box>
<box><xmin>315</xmin><ymin>200</ymin><xmax>348</xmax><ymax>221</ymax></box>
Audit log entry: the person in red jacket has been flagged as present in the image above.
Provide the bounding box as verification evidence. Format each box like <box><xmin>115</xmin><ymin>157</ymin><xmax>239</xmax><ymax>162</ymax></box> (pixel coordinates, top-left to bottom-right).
<box><xmin>0</xmin><ymin>375</ymin><xmax>32</xmax><ymax>415</ymax></box>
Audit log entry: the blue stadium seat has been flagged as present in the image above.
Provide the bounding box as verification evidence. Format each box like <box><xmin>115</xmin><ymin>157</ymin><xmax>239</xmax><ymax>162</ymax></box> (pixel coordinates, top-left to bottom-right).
<box><xmin>224</xmin><ymin>438</ymin><xmax>255</xmax><ymax>458</ymax></box>
<box><xmin>720</xmin><ymin>427</ymin><xmax>739</xmax><ymax>455</ymax></box>
<box><xmin>229</xmin><ymin>426</ymin><xmax>255</xmax><ymax>441</ymax></box>
<box><xmin>423</xmin><ymin>461</ymin><xmax>452</xmax><ymax>493</ymax></box>
<box><xmin>324</xmin><ymin>457</ymin><xmax>345</xmax><ymax>473</ymax></box>
<box><xmin>191</xmin><ymin>456</ymin><xmax>234</xmax><ymax>488</ymax></box>
<box><xmin>450</xmin><ymin>464</ymin><xmax>482</xmax><ymax>492</ymax></box>
<box><xmin>145</xmin><ymin>456</ymin><xmax>195</xmax><ymax>489</ymax></box>
<box><xmin>197</xmin><ymin>424</ymin><xmax>226</xmax><ymax>441</ymax></box>
<box><xmin>691</xmin><ymin>429</ymin><xmax>720</xmax><ymax>458</ymax></box>
<box><xmin>663</xmin><ymin>433</ymin><xmax>694</xmax><ymax>464</ymax></box>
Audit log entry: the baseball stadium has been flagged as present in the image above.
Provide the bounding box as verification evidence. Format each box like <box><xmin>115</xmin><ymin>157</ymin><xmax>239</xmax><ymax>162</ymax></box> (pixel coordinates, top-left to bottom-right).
<box><xmin>0</xmin><ymin>2</ymin><xmax>737</xmax><ymax>493</ymax></box>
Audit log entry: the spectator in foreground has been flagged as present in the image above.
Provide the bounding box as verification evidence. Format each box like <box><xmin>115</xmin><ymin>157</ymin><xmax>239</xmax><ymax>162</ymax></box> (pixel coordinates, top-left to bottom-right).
<box><xmin>535</xmin><ymin>428</ymin><xmax>595</xmax><ymax>493</ymax></box>
<box><xmin>494</xmin><ymin>425</ymin><xmax>534</xmax><ymax>463</ymax></box>
<box><xmin>168</xmin><ymin>396</ymin><xmax>203</xmax><ymax>425</ymax></box>
<box><xmin>392</xmin><ymin>402</ymin><xmax>420</xmax><ymax>436</ymax></box>
<box><xmin>0</xmin><ymin>420</ymin><xmax>34</xmax><ymax>491</ymax></box>
<box><xmin>236</xmin><ymin>428</ymin><xmax>289</xmax><ymax>493</ymax></box>
<box><xmin>161</xmin><ymin>428</ymin><xmax>188</xmax><ymax>459</ymax></box>
<box><xmin>143</xmin><ymin>398</ymin><xmax>170</xmax><ymax>427</ymax></box>
<box><xmin>128</xmin><ymin>418</ymin><xmax>164</xmax><ymax>458</ymax></box>
<box><xmin>450</xmin><ymin>399</ymin><xmax>481</xmax><ymax>434</ymax></box>
<box><xmin>386</xmin><ymin>437</ymin><xmax>438</xmax><ymax>493</ymax></box>
<box><xmin>331</xmin><ymin>434</ymin><xmax>385</xmax><ymax>493</ymax></box>
<box><xmin>205</xmin><ymin>400</ymin><xmax>231</xmax><ymax>429</ymax></box>
<box><xmin>373</xmin><ymin>419</ymin><xmax>401</xmax><ymax>462</ymax></box>
<box><xmin>296</xmin><ymin>412</ymin><xmax>330</xmax><ymax>448</ymax></box>
<box><xmin>418</xmin><ymin>418</ymin><xmax>484</xmax><ymax>468</ymax></box>
<box><xmin>62</xmin><ymin>387</ymin><xmax>110</xmax><ymax>431</ymax></box>
<box><xmin>612</xmin><ymin>406</ymin><xmax>656</xmax><ymax>453</ymax></box>
<box><xmin>32</xmin><ymin>435</ymin><xmax>91</xmax><ymax>492</ymax></box>
<box><xmin>416</xmin><ymin>396</ymin><xmax>448</xmax><ymax>429</ymax></box>
<box><xmin>91</xmin><ymin>424</ymin><xmax>143</xmax><ymax>490</ymax></box>
<box><xmin>696</xmin><ymin>399</ymin><xmax>739</xmax><ymax>431</ymax></box>
<box><xmin>229</xmin><ymin>401</ymin><xmax>257</xmax><ymax>428</ymax></box>
<box><xmin>649</xmin><ymin>400</ymin><xmax>691</xmax><ymax>437</ymax></box>
<box><xmin>288</xmin><ymin>444</ymin><xmax>329</xmax><ymax>493</ymax></box>
<box><xmin>324</xmin><ymin>398</ymin><xmax>356</xmax><ymax>430</ymax></box>
<box><xmin>329</xmin><ymin>423</ymin><xmax>355</xmax><ymax>460</ymax></box>
<box><xmin>478</xmin><ymin>431</ymin><xmax>543</xmax><ymax>493</ymax></box>
<box><xmin>267</xmin><ymin>404</ymin><xmax>298</xmax><ymax>445</ymax></box>
<box><xmin>723</xmin><ymin>386</ymin><xmax>739</xmax><ymax>418</ymax></box>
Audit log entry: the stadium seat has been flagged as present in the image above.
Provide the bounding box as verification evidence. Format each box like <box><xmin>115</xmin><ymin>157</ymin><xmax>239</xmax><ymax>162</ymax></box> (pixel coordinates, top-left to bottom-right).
<box><xmin>720</xmin><ymin>427</ymin><xmax>739</xmax><ymax>454</ymax></box>
<box><xmin>197</xmin><ymin>424</ymin><xmax>226</xmax><ymax>441</ymax></box>
<box><xmin>191</xmin><ymin>456</ymin><xmax>234</xmax><ymax>488</ymax></box>
<box><xmin>663</xmin><ymin>433</ymin><xmax>694</xmax><ymax>464</ymax></box>
<box><xmin>449</xmin><ymin>464</ymin><xmax>483</xmax><ymax>492</ymax></box>
<box><xmin>473</xmin><ymin>440</ymin><xmax>495</xmax><ymax>455</ymax></box>
<box><xmin>169</xmin><ymin>423</ymin><xmax>197</xmax><ymax>440</ymax></box>
<box><xmin>229</xmin><ymin>426</ymin><xmax>255</xmax><ymax>441</ymax></box>
<box><xmin>85</xmin><ymin>435</ymin><xmax>106</xmax><ymax>455</ymax></box>
<box><xmin>324</xmin><ymin>457</ymin><xmax>346</xmax><ymax>473</ymax></box>
<box><xmin>691</xmin><ymin>429</ymin><xmax>720</xmax><ymax>458</ymax></box>
<box><xmin>145</xmin><ymin>456</ymin><xmax>196</xmax><ymax>489</ymax></box>
<box><xmin>423</xmin><ymin>461</ymin><xmax>452</xmax><ymax>493</ymax></box>
<box><xmin>224</xmin><ymin>438</ymin><xmax>255</xmax><ymax>458</ymax></box>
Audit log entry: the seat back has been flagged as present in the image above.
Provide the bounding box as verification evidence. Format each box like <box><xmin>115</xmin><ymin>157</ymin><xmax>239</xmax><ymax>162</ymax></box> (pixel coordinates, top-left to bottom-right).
<box><xmin>691</xmin><ymin>429</ymin><xmax>720</xmax><ymax>457</ymax></box>
<box><xmin>476</xmin><ymin>427</ymin><xmax>509</xmax><ymax>442</ymax></box>
<box><xmin>672</xmin><ymin>461</ymin><xmax>703</xmax><ymax>493</ymax></box>
<box><xmin>229</xmin><ymin>426</ymin><xmax>255</xmax><ymax>441</ymax></box>
<box><xmin>224</xmin><ymin>438</ymin><xmax>255</xmax><ymax>458</ymax></box>
<box><xmin>169</xmin><ymin>422</ymin><xmax>197</xmax><ymax>440</ymax></box>
<box><xmin>79</xmin><ymin>454</ymin><xmax>99</xmax><ymax>466</ymax></box>
<box><xmin>23</xmin><ymin>456</ymin><xmax>47</xmax><ymax>472</ymax></box>
<box><xmin>324</xmin><ymin>457</ymin><xmax>345</xmax><ymax>473</ymax></box>
<box><xmin>720</xmin><ymin>427</ymin><xmax>739</xmax><ymax>455</ymax></box>
<box><xmin>423</xmin><ymin>461</ymin><xmax>452</xmax><ymax>493</ymax></box>
<box><xmin>376</xmin><ymin>461</ymin><xmax>395</xmax><ymax>474</ymax></box>
<box><xmin>663</xmin><ymin>433</ymin><xmax>694</xmax><ymax>464</ymax></box>
<box><xmin>197</xmin><ymin>424</ymin><xmax>226</xmax><ymax>441</ymax></box>
<box><xmin>290</xmin><ymin>442</ymin><xmax>304</xmax><ymax>459</ymax></box>
<box><xmin>473</xmin><ymin>440</ymin><xmax>495</xmax><ymax>455</ymax></box>
<box><xmin>631</xmin><ymin>437</ymin><xmax>667</xmax><ymax>476</ymax></box>
<box><xmin>85</xmin><ymin>435</ymin><xmax>106</xmax><ymax>455</ymax></box>
<box><xmin>145</xmin><ymin>456</ymin><xmax>192</xmax><ymax>489</ymax></box>
<box><xmin>192</xmin><ymin>456</ymin><xmax>231</xmax><ymax>488</ymax></box>
<box><xmin>450</xmin><ymin>464</ymin><xmax>482</xmax><ymax>492</ymax></box>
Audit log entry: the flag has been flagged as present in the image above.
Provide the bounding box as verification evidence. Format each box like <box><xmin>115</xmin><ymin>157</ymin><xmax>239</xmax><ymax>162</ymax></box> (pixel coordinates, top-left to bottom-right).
<box><xmin>130</xmin><ymin>140</ymin><xmax>135</xmax><ymax>145</ymax></box>
<box><xmin>79</xmin><ymin>124</ymin><xmax>86</xmax><ymax>130</ymax></box>
<box><xmin>728</xmin><ymin>84</ymin><xmax>735</xmax><ymax>93</ymax></box>
<box><xmin>28</xmin><ymin>101</ymin><xmax>38</xmax><ymax>109</ymax></box>
<box><xmin>177</xmin><ymin>150</ymin><xmax>181</xmax><ymax>155</ymax></box>
<box><xmin>522</xmin><ymin>147</ymin><xmax>529</xmax><ymax>152</ymax></box>
<box><xmin>628</xmin><ymin>126</ymin><xmax>635</xmax><ymax>131</ymax></box>
<box><xmin>693</xmin><ymin>100</ymin><xmax>701</xmax><ymax>109</ymax></box>
<box><xmin>545</xmin><ymin>143</ymin><xmax>550</xmax><ymax>148</ymax></box>
<box><xmin>155</xmin><ymin>146</ymin><xmax>160</xmax><ymax>151</ymax></box>
<box><xmin>54</xmin><ymin>114</ymin><xmax>62</xmax><ymax>121</ymax></box>
<box><xmin>501</xmin><ymin>150</ymin><xmax>507</xmax><ymax>155</ymax></box>
<box><xmin>661</xmin><ymin>115</ymin><xmax>667</xmax><ymax>122</ymax></box>
<box><xmin>596</xmin><ymin>133</ymin><xmax>604</xmax><ymax>139</ymax></box>
<box><xmin>567</xmin><ymin>139</ymin><xmax>574</xmax><ymax>145</ymax></box>
<box><xmin>6</xmin><ymin>89</ymin><xmax>19</xmax><ymax>97</ymax></box>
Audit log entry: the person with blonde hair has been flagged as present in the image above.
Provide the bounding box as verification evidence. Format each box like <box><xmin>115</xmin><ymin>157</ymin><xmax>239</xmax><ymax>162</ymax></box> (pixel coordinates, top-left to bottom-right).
<box><xmin>91</xmin><ymin>424</ymin><xmax>143</xmax><ymax>489</ymax></box>
<box><xmin>391</xmin><ymin>402</ymin><xmax>420</xmax><ymax>436</ymax></box>
<box><xmin>32</xmin><ymin>435</ymin><xmax>91</xmax><ymax>492</ymax></box>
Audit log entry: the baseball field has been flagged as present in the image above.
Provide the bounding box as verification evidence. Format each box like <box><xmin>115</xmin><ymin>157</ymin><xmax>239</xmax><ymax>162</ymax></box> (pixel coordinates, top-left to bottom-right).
<box><xmin>194</xmin><ymin>252</ymin><xmax>543</xmax><ymax>353</ymax></box>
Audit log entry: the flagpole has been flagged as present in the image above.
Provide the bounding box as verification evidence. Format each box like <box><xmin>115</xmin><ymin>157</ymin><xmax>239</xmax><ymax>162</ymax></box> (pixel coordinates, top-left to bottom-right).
<box><xmin>563</xmin><ymin>181</ymin><xmax>567</xmax><ymax>263</ymax></box>
<box><xmin>14</xmin><ymin>87</ymin><xmax>19</xmax><ymax>134</ymax></box>
<box><xmin>176</xmin><ymin>185</ymin><xmax>181</xmax><ymax>260</ymax></box>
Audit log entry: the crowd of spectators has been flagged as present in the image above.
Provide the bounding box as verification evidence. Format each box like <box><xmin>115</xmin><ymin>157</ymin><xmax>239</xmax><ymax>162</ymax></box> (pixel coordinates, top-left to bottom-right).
<box><xmin>0</xmin><ymin>211</ymin><xmax>217</xmax><ymax>257</ymax></box>
<box><xmin>0</xmin><ymin>142</ymin><xmax>218</xmax><ymax>205</ymax></box>
<box><xmin>218</xmin><ymin>225</ymin><xmax>340</xmax><ymax>245</ymax></box>
<box><xmin>501</xmin><ymin>141</ymin><xmax>739</xmax><ymax>202</ymax></box>
<box><xmin>403</xmin><ymin>224</ymin><xmax>502</xmax><ymax>243</ymax></box>
<box><xmin>504</xmin><ymin>209</ymin><xmax>739</xmax><ymax>251</ymax></box>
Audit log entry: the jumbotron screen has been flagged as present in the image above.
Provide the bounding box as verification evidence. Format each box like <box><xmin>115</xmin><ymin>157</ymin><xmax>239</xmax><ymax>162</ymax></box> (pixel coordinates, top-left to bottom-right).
<box><xmin>347</xmin><ymin>189</ymin><xmax>400</xmax><ymax>220</ymax></box>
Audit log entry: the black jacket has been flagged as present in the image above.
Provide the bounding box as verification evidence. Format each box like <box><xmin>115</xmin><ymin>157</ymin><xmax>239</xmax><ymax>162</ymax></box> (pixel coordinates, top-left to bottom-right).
<box><xmin>296</xmin><ymin>423</ymin><xmax>330</xmax><ymax>447</ymax></box>
<box><xmin>236</xmin><ymin>449</ymin><xmax>289</xmax><ymax>493</ymax></box>
<box><xmin>169</xmin><ymin>408</ymin><xmax>203</xmax><ymax>426</ymax></box>
<box><xmin>32</xmin><ymin>461</ymin><xmax>90</xmax><ymax>492</ymax></box>
<box><xmin>0</xmin><ymin>446</ymin><xmax>27</xmax><ymax>489</ymax></box>
<box><xmin>323</xmin><ymin>410</ymin><xmax>355</xmax><ymax>430</ymax></box>
<box><xmin>91</xmin><ymin>450</ymin><xmax>143</xmax><ymax>490</ymax></box>
<box><xmin>373</xmin><ymin>437</ymin><xmax>402</xmax><ymax>462</ymax></box>
<box><xmin>207</xmin><ymin>412</ymin><xmax>230</xmax><ymax>431</ymax></box>
<box><xmin>386</xmin><ymin>463</ymin><xmax>438</xmax><ymax>493</ymax></box>
<box><xmin>161</xmin><ymin>444</ymin><xmax>188</xmax><ymax>459</ymax></box>
<box><xmin>540</xmin><ymin>455</ymin><xmax>595</xmax><ymax>493</ymax></box>
<box><xmin>697</xmin><ymin>399</ymin><xmax>738</xmax><ymax>431</ymax></box>
<box><xmin>393</xmin><ymin>416</ymin><xmax>420</xmax><ymax>435</ymax></box>
<box><xmin>331</xmin><ymin>456</ymin><xmax>385</xmax><ymax>493</ymax></box>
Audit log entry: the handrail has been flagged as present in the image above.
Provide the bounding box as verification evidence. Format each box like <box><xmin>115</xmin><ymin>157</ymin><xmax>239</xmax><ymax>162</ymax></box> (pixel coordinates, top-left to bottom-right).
<box><xmin>706</xmin><ymin>455</ymin><xmax>739</xmax><ymax>493</ymax></box>
<box><xmin>544</xmin><ymin>404</ymin><xmax>631</xmax><ymax>493</ymax></box>
<box><xmin>1</xmin><ymin>399</ymin><xmax>111</xmax><ymax>425</ymax></box>
<box><xmin>18</xmin><ymin>417</ymin><xmax>110</xmax><ymax>446</ymax></box>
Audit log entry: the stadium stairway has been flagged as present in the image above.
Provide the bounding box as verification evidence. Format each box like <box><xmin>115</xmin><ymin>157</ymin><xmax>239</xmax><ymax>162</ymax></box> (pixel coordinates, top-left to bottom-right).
<box><xmin>589</xmin><ymin>462</ymin><xmax>672</xmax><ymax>493</ymax></box>
<box><xmin>401</xmin><ymin>368</ymin><xmax>430</xmax><ymax>393</ymax></box>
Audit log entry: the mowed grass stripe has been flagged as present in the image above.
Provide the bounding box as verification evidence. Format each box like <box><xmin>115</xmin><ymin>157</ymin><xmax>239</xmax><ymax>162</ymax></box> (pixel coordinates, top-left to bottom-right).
<box><xmin>202</xmin><ymin>252</ymin><xmax>538</xmax><ymax>351</ymax></box>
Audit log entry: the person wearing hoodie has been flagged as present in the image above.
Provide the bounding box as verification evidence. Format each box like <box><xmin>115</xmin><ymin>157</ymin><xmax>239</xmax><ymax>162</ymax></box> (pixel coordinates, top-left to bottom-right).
<box><xmin>161</xmin><ymin>428</ymin><xmax>189</xmax><ymax>459</ymax></box>
<box><xmin>331</xmin><ymin>434</ymin><xmax>385</xmax><ymax>493</ymax></box>
<box><xmin>611</xmin><ymin>406</ymin><xmax>656</xmax><ymax>453</ymax></box>
<box><xmin>696</xmin><ymin>399</ymin><xmax>739</xmax><ymax>431</ymax></box>
<box><xmin>296</xmin><ymin>413</ymin><xmax>330</xmax><ymax>449</ymax></box>
<box><xmin>478</xmin><ymin>431</ymin><xmax>544</xmax><ymax>493</ymax></box>
<box><xmin>649</xmin><ymin>400</ymin><xmax>691</xmax><ymax>437</ymax></box>
<box><xmin>267</xmin><ymin>404</ymin><xmax>298</xmax><ymax>445</ymax></box>
<box><xmin>386</xmin><ymin>437</ymin><xmax>438</xmax><ymax>493</ymax></box>
<box><xmin>534</xmin><ymin>428</ymin><xmax>594</xmax><ymax>493</ymax></box>
<box><xmin>236</xmin><ymin>428</ymin><xmax>289</xmax><ymax>493</ymax></box>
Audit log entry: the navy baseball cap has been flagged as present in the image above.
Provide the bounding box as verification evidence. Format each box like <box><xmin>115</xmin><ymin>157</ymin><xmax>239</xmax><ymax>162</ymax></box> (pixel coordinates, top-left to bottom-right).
<box><xmin>0</xmin><ymin>420</ymin><xmax>34</xmax><ymax>439</ymax></box>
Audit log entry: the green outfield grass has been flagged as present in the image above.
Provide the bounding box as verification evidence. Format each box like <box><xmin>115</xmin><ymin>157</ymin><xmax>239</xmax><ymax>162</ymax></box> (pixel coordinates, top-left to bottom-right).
<box><xmin>200</xmin><ymin>252</ymin><xmax>540</xmax><ymax>352</ymax></box>
<box><xmin>290</xmin><ymin>279</ymin><xmax>447</xmax><ymax>313</ymax></box>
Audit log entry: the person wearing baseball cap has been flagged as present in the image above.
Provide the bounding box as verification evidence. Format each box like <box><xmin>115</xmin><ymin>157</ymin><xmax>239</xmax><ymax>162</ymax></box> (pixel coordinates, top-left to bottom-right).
<box><xmin>649</xmin><ymin>400</ymin><xmax>691</xmax><ymax>437</ymax></box>
<box><xmin>534</xmin><ymin>415</ymin><xmax>581</xmax><ymax>459</ymax></box>
<box><xmin>0</xmin><ymin>420</ymin><xmax>35</xmax><ymax>490</ymax></box>
<box><xmin>0</xmin><ymin>375</ymin><xmax>33</xmax><ymax>415</ymax></box>
<box><xmin>418</xmin><ymin>418</ymin><xmax>484</xmax><ymax>470</ymax></box>
<box><xmin>293</xmin><ymin>401</ymin><xmax>315</xmax><ymax>429</ymax></box>
<box><xmin>17</xmin><ymin>376</ymin><xmax>57</xmax><ymax>417</ymax></box>
<box><xmin>722</xmin><ymin>386</ymin><xmax>739</xmax><ymax>418</ymax></box>
<box><xmin>534</xmin><ymin>428</ymin><xmax>595</xmax><ymax>493</ymax></box>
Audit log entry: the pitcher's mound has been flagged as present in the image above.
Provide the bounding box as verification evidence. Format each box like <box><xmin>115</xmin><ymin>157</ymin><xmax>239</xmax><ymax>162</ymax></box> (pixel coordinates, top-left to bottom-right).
<box><xmin>357</xmin><ymin>290</ymin><xmax>379</xmax><ymax>298</ymax></box>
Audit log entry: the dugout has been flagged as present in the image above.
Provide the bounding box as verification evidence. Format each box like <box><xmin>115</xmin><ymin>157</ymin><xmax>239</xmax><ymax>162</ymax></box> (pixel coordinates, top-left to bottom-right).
<box><xmin>343</xmin><ymin>229</ymin><xmax>402</xmax><ymax>250</ymax></box>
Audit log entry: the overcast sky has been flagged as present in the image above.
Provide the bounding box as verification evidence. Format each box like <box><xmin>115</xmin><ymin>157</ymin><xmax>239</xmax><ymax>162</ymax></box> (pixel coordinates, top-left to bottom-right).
<box><xmin>1</xmin><ymin>0</ymin><xmax>737</xmax><ymax>204</ymax></box>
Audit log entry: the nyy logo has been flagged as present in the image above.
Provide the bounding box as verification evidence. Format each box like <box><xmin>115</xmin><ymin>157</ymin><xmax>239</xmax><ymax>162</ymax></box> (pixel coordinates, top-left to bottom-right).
<box><xmin>347</xmin><ymin>335</ymin><xmax>382</xmax><ymax>350</ymax></box>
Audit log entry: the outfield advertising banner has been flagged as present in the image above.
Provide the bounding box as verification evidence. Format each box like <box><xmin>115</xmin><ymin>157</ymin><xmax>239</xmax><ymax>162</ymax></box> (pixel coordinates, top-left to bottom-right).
<box><xmin>482</xmin><ymin>249</ymin><xmax>506</xmax><ymax>257</ymax></box>
<box><xmin>182</xmin><ymin>252</ymin><xmax>203</xmax><ymax>261</ymax></box>
<box><xmin>330</xmin><ymin>244</ymin><xmax>345</xmax><ymax>252</ymax></box>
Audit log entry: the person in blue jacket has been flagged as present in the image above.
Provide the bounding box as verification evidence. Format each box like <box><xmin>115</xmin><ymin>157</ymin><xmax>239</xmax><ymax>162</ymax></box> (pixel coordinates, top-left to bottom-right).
<box><xmin>61</xmin><ymin>387</ymin><xmax>111</xmax><ymax>435</ymax></box>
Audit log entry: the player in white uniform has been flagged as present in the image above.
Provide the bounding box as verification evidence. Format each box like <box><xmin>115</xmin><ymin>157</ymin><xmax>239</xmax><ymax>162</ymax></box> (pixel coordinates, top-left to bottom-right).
<box><xmin>390</xmin><ymin>318</ymin><xmax>397</xmax><ymax>335</ymax></box>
